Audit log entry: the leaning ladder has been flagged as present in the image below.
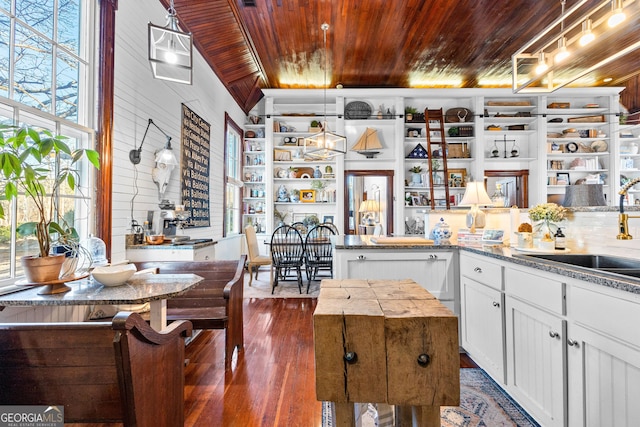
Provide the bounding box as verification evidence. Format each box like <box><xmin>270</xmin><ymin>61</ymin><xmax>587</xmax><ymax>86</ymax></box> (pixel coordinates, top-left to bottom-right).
<box><xmin>425</xmin><ymin>108</ymin><xmax>450</xmax><ymax>209</ymax></box>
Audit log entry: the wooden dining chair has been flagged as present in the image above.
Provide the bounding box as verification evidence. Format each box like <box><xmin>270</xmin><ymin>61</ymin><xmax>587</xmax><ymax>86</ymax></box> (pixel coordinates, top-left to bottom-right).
<box><xmin>270</xmin><ymin>225</ymin><xmax>305</xmax><ymax>294</ymax></box>
<box><xmin>244</xmin><ymin>225</ymin><xmax>271</xmax><ymax>286</ymax></box>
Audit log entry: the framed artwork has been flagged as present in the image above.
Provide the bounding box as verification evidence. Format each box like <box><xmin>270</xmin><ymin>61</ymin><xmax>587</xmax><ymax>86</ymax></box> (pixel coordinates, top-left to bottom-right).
<box><xmin>411</xmin><ymin>195</ymin><xmax>421</xmax><ymax>206</ymax></box>
<box><xmin>299</xmin><ymin>137</ymin><xmax>316</xmax><ymax>147</ymax></box>
<box><xmin>556</xmin><ymin>172</ymin><xmax>570</xmax><ymax>185</ymax></box>
<box><xmin>300</xmin><ymin>189</ymin><xmax>316</xmax><ymax>202</ymax></box>
<box><xmin>274</xmin><ymin>149</ymin><xmax>292</xmax><ymax>161</ymax></box>
<box><xmin>322</xmin><ymin>215</ymin><xmax>334</xmax><ymax>224</ymax></box>
<box><xmin>448</xmin><ymin>168</ymin><xmax>467</xmax><ymax>187</ymax></box>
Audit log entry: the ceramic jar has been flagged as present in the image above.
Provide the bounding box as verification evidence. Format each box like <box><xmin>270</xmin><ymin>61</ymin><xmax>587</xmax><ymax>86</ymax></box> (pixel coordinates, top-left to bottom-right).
<box><xmin>431</xmin><ymin>218</ymin><xmax>452</xmax><ymax>243</ymax></box>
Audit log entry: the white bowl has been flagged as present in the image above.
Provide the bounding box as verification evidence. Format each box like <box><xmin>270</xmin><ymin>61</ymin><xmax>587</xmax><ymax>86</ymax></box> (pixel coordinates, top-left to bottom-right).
<box><xmin>92</xmin><ymin>264</ymin><xmax>137</xmax><ymax>287</ymax></box>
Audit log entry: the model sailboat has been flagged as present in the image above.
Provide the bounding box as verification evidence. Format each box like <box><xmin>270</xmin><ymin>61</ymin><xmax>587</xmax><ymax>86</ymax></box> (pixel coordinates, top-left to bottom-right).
<box><xmin>351</xmin><ymin>127</ymin><xmax>383</xmax><ymax>158</ymax></box>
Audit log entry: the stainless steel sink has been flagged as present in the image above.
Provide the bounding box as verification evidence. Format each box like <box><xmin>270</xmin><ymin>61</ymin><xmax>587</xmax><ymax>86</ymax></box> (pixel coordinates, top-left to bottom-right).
<box><xmin>520</xmin><ymin>254</ymin><xmax>640</xmax><ymax>279</ymax></box>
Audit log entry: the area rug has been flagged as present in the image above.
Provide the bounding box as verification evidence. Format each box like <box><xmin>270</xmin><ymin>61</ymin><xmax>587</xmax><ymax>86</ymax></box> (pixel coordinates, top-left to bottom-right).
<box><xmin>322</xmin><ymin>368</ymin><xmax>539</xmax><ymax>427</ymax></box>
<box><xmin>243</xmin><ymin>270</ymin><xmax>320</xmax><ymax>298</ymax></box>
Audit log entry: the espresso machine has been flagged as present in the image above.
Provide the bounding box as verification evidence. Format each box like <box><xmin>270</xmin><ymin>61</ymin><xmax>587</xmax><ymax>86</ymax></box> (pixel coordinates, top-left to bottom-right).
<box><xmin>160</xmin><ymin>201</ymin><xmax>191</xmax><ymax>242</ymax></box>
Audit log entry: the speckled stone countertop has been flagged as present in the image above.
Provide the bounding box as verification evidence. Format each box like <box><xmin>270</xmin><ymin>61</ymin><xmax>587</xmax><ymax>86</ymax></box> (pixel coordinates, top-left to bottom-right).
<box><xmin>0</xmin><ymin>274</ymin><xmax>203</xmax><ymax>306</ymax></box>
<box><xmin>125</xmin><ymin>240</ymin><xmax>217</xmax><ymax>250</ymax></box>
<box><xmin>333</xmin><ymin>235</ymin><xmax>640</xmax><ymax>295</ymax></box>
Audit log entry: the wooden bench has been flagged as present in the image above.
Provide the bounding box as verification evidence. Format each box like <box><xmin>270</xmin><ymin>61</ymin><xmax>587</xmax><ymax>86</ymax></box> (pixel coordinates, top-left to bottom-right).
<box><xmin>0</xmin><ymin>311</ymin><xmax>192</xmax><ymax>427</ymax></box>
<box><xmin>133</xmin><ymin>256</ymin><xmax>246</xmax><ymax>369</ymax></box>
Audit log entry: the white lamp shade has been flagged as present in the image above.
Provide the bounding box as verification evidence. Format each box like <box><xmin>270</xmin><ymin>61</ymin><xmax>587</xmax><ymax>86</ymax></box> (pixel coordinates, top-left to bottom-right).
<box><xmin>460</xmin><ymin>182</ymin><xmax>493</xmax><ymax>206</ymax></box>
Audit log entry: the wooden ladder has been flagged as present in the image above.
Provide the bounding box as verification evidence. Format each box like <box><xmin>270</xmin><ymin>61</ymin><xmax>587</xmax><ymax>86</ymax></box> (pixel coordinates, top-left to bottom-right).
<box><xmin>425</xmin><ymin>108</ymin><xmax>450</xmax><ymax>209</ymax></box>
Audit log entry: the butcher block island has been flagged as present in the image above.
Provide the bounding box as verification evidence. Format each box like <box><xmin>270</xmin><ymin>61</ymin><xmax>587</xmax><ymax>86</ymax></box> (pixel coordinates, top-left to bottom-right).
<box><xmin>313</xmin><ymin>278</ymin><xmax>459</xmax><ymax>426</ymax></box>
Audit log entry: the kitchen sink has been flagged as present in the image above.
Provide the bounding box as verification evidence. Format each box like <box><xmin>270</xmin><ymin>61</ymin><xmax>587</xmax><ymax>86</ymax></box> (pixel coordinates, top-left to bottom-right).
<box><xmin>520</xmin><ymin>254</ymin><xmax>640</xmax><ymax>279</ymax></box>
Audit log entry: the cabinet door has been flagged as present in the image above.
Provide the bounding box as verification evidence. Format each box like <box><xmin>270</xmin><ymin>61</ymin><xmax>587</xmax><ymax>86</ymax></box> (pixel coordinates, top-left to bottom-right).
<box><xmin>505</xmin><ymin>296</ymin><xmax>565</xmax><ymax>427</ymax></box>
<box><xmin>193</xmin><ymin>245</ymin><xmax>215</xmax><ymax>261</ymax></box>
<box><xmin>567</xmin><ymin>323</ymin><xmax>640</xmax><ymax>427</ymax></box>
<box><xmin>335</xmin><ymin>250</ymin><xmax>455</xmax><ymax>302</ymax></box>
<box><xmin>460</xmin><ymin>276</ymin><xmax>505</xmax><ymax>384</ymax></box>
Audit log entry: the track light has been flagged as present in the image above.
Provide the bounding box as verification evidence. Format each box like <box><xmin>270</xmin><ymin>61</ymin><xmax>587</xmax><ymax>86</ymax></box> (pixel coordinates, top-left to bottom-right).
<box><xmin>579</xmin><ymin>19</ymin><xmax>595</xmax><ymax>46</ymax></box>
<box><xmin>554</xmin><ymin>37</ymin><xmax>570</xmax><ymax>64</ymax></box>
<box><xmin>608</xmin><ymin>0</ymin><xmax>626</xmax><ymax>27</ymax></box>
<box><xmin>535</xmin><ymin>52</ymin><xmax>549</xmax><ymax>75</ymax></box>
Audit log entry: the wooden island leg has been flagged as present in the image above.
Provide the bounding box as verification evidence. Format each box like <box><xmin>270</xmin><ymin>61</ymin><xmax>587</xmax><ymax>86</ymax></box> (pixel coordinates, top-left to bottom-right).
<box><xmin>396</xmin><ymin>405</ymin><xmax>440</xmax><ymax>427</ymax></box>
<box><xmin>333</xmin><ymin>402</ymin><xmax>355</xmax><ymax>427</ymax></box>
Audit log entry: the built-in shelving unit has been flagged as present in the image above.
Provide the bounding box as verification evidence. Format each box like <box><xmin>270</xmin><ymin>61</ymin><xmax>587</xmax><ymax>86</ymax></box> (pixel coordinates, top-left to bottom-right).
<box><xmin>257</xmin><ymin>87</ymin><xmax>625</xmax><ymax>235</ymax></box>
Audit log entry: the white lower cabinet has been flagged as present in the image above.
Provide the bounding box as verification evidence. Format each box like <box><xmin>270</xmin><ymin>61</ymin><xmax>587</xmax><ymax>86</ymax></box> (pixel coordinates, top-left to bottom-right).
<box><xmin>461</xmin><ymin>251</ymin><xmax>640</xmax><ymax>427</ymax></box>
<box><xmin>566</xmin><ymin>283</ymin><xmax>640</xmax><ymax>427</ymax></box>
<box><xmin>505</xmin><ymin>296</ymin><xmax>566</xmax><ymax>427</ymax></box>
<box><xmin>125</xmin><ymin>244</ymin><xmax>215</xmax><ymax>262</ymax></box>
<box><xmin>460</xmin><ymin>276</ymin><xmax>505</xmax><ymax>383</ymax></box>
<box><xmin>334</xmin><ymin>249</ymin><xmax>457</xmax><ymax>312</ymax></box>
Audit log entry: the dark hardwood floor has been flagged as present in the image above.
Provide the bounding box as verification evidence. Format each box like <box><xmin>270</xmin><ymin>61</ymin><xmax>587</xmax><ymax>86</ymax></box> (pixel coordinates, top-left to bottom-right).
<box><xmin>74</xmin><ymin>297</ymin><xmax>477</xmax><ymax>426</ymax></box>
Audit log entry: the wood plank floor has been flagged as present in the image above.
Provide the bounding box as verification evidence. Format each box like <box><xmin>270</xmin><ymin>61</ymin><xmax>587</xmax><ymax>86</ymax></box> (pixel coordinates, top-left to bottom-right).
<box><xmin>74</xmin><ymin>297</ymin><xmax>477</xmax><ymax>426</ymax></box>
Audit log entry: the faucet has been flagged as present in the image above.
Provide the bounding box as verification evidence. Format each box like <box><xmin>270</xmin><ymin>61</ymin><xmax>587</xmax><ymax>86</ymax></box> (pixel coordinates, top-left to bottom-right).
<box><xmin>617</xmin><ymin>177</ymin><xmax>640</xmax><ymax>239</ymax></box>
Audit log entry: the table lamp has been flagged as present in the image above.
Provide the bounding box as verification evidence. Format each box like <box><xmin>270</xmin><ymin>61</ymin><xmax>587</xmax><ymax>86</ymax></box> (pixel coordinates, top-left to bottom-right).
<box><xmin>359</xmin><ymin>199</ymin><xmax>380</xmax><ymax>225</ymax></box>
<box><xmin>459</xmin><ymin>182</ymin><xmax>493</xmax><ymax>233</ymax></box>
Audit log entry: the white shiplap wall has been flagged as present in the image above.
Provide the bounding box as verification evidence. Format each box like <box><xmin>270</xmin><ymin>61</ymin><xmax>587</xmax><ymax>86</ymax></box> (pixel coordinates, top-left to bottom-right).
<box><xmin>110</xmin><ymin>0</ymin><xmax>247</xmax><ymax>263</ymax></box>
<box><xmin>0</xmin><ymin>0</ymin><xmax>246</xmax><ymax>323</ymax></box>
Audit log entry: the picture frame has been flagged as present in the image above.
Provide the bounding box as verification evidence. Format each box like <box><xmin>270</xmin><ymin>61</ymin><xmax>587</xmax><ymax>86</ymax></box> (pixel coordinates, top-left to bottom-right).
<box><xmin>300</xmin><ymin>189</ymin><xmax>316</xmax><ymax>202</ymax></box>
<box><xmin>274</xmin><ymin>148</ymin><xmax>292</xmax><ymax>161</ymax></box>
<box><xmin>322</xmin><ymin>215</ymin><xmax>334</xmax><ymax>224</ymax></box>
<box><xmin>448</xmin><ymin>168</ymin><xmax>467</xmax><ymax>187</ymax></box>
<box><xmin>556</xmin><ymin>172</ymin><xmax>570</xmax><ymax>185</ymax></box>
<box><xmin>298</xmin><ymin>137</ymin><xmax>315</xmax><ymax>147</ymax></box>
<box><xmin>411</xmin><ymin>195</ymin><xmax>421</xmax><ymax>206</ymax></box>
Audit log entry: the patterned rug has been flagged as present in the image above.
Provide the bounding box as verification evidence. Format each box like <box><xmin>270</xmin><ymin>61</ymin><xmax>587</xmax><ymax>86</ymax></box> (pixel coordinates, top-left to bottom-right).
<box><xmin>322</xmin><ymin>368</ymin><xmax>539</xmax><ymax>427</ymax></box>
<box><xmin>243</xmin><ymin>269</ymin><xmax>320</xmax><ymax>298</ymax></box>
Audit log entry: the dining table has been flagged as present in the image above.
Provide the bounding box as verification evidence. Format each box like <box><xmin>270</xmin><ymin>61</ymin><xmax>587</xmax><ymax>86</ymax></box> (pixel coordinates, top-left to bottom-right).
<box><xmin>0</xmin><ymin>273</ymin><xmax>203</xmax><ymax>330</ymax></box>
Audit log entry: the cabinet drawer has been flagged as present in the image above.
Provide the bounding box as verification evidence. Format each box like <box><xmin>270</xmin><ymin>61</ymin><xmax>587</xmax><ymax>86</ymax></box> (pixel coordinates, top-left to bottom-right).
<box><xmin>460</xmin><ymin>253</ymin><xmax>502</xmax><ymax>290</ymax></box>
<box><xmin>505</xmin><ymin>266</ymin><xmax>565</xmax><ymax>315</ymax></box>
<box><xmin>569</xmin><ymin>285</ymin><xmax>640</xmax><ymax>346</ymax></box>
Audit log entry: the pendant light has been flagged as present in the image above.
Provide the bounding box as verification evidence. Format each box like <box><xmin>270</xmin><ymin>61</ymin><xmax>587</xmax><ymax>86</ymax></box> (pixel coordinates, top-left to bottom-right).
<box><xmin>148</xmin><ymin>0</ymin><xmax>193</xmax><ymax>85</ymax></box>
<box><xmin>608</xmin><ymin>0</ymin><xmax>626</xmax><ymax>27</ymax></box>
<box><xmin>303</xmin><ymin>23</ymin><xmax>346</xmax><ymax>161</ymax></box>
<box><xmin>579</xmin><ymin>18</ymin><xmax>595</xmax><ymax>46</ymax></box>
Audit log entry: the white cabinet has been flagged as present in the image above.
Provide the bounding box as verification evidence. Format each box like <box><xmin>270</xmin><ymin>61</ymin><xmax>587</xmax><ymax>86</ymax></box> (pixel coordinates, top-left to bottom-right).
<box><xmin>566</xmin><ymin>283</ymin><xmax>640</xmax><ymax>427</ymax></box>
<box><xmin>125</xmin><ymin>244</ymin><xmax>215</xmax><ymax>262</ymax></box>
<box><xmin>459</xmin><ymin>252</ymin><xmax>505</xmax><ymax>383</ymax></box>
<box><xmin>460</xmin><ymin>276</ymin><xmax>505</xmax><ymax>382</ymax></box>
<box><xmin>334</xmin><ymin>248</ymin><xmax>457</xmax><ymax>312</ymax></box>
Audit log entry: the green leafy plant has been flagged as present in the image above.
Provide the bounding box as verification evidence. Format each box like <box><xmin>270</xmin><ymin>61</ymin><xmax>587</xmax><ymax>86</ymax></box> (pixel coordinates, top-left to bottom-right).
<box><xmin>273</xmin><ymin>207</ymin><xmax>288</xmax><ymax>222</ymax></box>
<box><xmin>405</xmin><ymin>106</ymin><xmax>418</xmax><ymax>114</ymax></box>
<box><xmin>0</xmin><ymin>124</ymin><xmax>100</xmax><ymax>258</ymax></box>
<box><xmin>409</xmin><ymin>165</ymin><xmax>423</xmax><ymax>173</ymax></box>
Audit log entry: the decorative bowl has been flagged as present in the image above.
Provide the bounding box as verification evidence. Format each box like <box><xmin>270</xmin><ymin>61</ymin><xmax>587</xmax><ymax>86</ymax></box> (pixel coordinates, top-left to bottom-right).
<box><xmin>145</xmin><ymin>234</ymin><xmax>165</xmax><ymax>245</ymax></box>
<box><xmin>92</xmin><ymin>264</ymin><xmax>137</xmax><ymax>287</ymax></box>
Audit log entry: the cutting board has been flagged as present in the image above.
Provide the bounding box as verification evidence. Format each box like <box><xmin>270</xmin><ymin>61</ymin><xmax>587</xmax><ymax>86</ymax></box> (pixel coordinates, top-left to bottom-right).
<box><xmin>370</xmin><ymin>236</ymin><xmax>434</xmax><ymax>245</ymax></box>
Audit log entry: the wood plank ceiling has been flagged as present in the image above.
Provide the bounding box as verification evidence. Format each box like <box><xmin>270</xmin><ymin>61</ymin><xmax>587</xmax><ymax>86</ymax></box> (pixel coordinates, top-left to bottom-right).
<box><xmin>166</xmin><ymin>0</ymin><xmax>640</xmax><ymax>113</ymax></box>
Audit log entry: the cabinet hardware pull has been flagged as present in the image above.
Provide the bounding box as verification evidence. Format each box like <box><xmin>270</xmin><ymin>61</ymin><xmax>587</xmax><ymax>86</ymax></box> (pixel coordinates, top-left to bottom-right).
<box><xmin>492</xmin><ymin>301</ymin><xmax>500</xmax><ymax>307</ymax></box>
<box><xmin>417</xmin><ymin>353</ymin><xmax>430</xmax><ymax>367</ymax></box>
<box><xmin>567</xmin><ymin>339</ymin><xmax>580</xmax><ymax>347</ymax></box>
<box><xmin>344</xmin><ymin>351</ymin><xmax>358</xmax><ymax>364</ymax></box>
<box><xmin>357</xmin><ymin>255</ymin><xmax>366</xmax><ymax>260</ymax></box>
<box><xmin>473</xmin><ymin>267</ymin><xmax>482</xmax><ymax>273</ymax></box>
<box><xmin>429</xmin><ymin>254</ymin><xmax>438</xmax><ymax>259</ymax></box>
<box><xmin>549</xmin><ymin>331</ymin><xmax>560</xmax><ymax>339</ymax></box>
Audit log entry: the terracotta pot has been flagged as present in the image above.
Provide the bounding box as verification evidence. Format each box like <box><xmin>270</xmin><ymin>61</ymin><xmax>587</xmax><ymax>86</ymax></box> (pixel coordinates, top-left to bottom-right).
<box><xmin>21</xmin><ymin>254</ymin><xmax>66</xmax><ymax>283</ymax></box>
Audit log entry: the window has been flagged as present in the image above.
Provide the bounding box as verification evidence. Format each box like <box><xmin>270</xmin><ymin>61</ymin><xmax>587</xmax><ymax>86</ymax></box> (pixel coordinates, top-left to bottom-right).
<box><xmin>223</xmin><ymin>113</ymin><xmax>242</xmax><ymax>237</ymax></box>
<box><xmin>0</xmin><ymin>1</ymin><xmax>95</xmax><ymax>284</ymax></box>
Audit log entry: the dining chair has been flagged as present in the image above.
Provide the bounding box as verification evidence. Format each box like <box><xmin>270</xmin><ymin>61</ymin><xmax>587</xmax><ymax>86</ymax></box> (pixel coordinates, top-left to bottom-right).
<box><xmin>304</xmin><ymin>224</ymin><xmax>336</xmax><ymax>289</ymax></box>
<box><xmin>322</xmin><ymin>222</ymin><xmax>339</xmax><ymax>235</ymax></box>
<box><xmin>290</xmin><ymin>221</ymin><xmax>308</xmax><ymax>235</ymax></box>
<box><xmin>270</xmin><ymin>225</ymin><xmax>305</xmax><ymax>294</ymax></box>
<box><xmin>244</xmin><ymin>225</ymin><xmax>271</xmax><ymax>286</ymax></box>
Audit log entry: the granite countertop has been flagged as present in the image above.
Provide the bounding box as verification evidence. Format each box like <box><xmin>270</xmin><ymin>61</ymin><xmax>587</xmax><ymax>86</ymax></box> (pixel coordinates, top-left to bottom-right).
<box><xmin>333</xmin><ymin>235</ymin><xmax>640</xmax><ymax>295</ymax></box>
<box><xmin>0</xmin><ymin>274</ymin><xmax>203</xmax><ymax>306</ymax></box>
<box><xmin>126</xmin><ymin>239</ymin><xmax>217</xmax><ymax>250</ymax></box>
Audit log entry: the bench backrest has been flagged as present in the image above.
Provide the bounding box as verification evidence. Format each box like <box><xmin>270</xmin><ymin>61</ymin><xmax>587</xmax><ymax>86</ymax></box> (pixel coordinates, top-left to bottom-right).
<box><xmin>0</xmin><ymin>312</ymin><xmax>192</xmax><ymax>427</ymax></box>
<box><xmin>133</xmin><ymin>257</ymin><xmax>246</xmax><ymax>310</ymax></box>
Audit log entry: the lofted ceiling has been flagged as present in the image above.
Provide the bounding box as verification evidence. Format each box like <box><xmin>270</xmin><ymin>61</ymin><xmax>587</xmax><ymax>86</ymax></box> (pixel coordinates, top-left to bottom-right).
<box><xmin>165</xmin><ymin>0</ymin><xmax>640</xmax><ymax>113</ymax></box>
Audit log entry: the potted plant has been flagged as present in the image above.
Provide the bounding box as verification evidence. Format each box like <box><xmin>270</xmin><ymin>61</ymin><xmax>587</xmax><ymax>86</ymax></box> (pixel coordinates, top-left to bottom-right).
<box><xmin>409</xmin><ymin>165</ymin><xmax>423</xmax><ymax>186</ymax></box>
<box><xmin>0</xmin><ymin>124</ymin><xmax>100</xmax><ymax>286</ymax></box>
<box><xmin>405</xmin><ymin>106</ymin><xmax>418</xmax><ymax>122</ymax></box>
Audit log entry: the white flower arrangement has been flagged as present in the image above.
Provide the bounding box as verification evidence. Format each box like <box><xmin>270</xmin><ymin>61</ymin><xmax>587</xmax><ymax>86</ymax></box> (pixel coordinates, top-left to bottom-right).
<box><xmin>528</xmin><ymin>203</ymin><xmax>567</xmax><ymax>223</ymax></box>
